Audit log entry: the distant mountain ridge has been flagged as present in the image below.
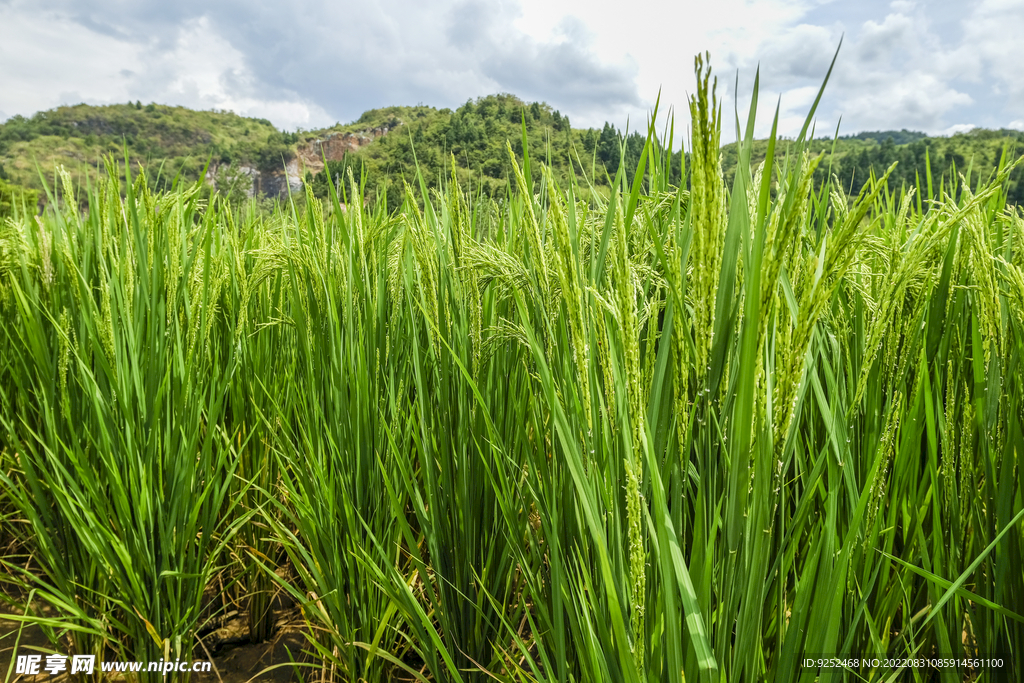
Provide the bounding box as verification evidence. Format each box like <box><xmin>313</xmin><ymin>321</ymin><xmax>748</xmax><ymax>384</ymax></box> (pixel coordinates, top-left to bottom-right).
<box><xmin>839</xmin><ymin>129</ymin><xmax>930</xmax><ymax>146</ymax></box>
<box><xmin>1</xmin><ymin>100</ymin><xmax>1022</xmax><ymax>212</ymax></box>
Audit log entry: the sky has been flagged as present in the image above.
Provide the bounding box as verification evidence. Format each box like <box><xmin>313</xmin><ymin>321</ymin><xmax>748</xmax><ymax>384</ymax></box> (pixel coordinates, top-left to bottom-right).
<box><xmin>0</xmin><ymin>0</ymin><xmax>1022</xmax><ymax>142</ymax></box>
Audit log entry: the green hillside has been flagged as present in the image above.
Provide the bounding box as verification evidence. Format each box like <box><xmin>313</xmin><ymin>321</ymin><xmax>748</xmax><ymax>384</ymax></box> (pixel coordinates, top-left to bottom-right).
<box><xmin>312</xmin><ymin>105</ymin><xmax>1024</xmax><ymax>208</ymax></box>
<box><xmin>823</xmin><ymin>128</ymin><xmax>1024</xmax><ymax>203</ymax></box>
<box><xmin>305</xmin><ymin>94</ymin><xmax>663</xmax><ymax>210</ymax></box>
<box><xmin>720</xmin><ymin>128</ymin><xmax>1024</xmax><ymax>205</ymax></box>
<box><xmin>0</xmin><ymin>102</ymin><xmax>302</xmax><ymax>193</ymax></box>
<box><xmin>2</xmin><ymin>98</ymin><xmax>1022</xmax><ymax>216</ymax></box>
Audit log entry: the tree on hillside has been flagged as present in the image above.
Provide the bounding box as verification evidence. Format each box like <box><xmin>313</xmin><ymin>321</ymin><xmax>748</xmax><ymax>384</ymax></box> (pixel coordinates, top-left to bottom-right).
<box><xmin>597</xmin><ymin>123</ymin><xmax>620</xmax><ymax>177</ymax></box>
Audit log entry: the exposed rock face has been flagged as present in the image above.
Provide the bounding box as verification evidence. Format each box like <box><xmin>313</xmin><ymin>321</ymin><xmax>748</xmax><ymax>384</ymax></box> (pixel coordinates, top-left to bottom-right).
<box><xmin>295</xmin><ymin>126</ymin><xmax>391</xmax><ymax>178</ymax></box>
<box><xmin>204</xmin><ymin>125</ymin><xmax>394</xmax><ymax>199</ymax></box>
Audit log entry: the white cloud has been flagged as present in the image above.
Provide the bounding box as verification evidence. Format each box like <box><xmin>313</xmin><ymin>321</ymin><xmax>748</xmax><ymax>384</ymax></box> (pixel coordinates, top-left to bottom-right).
<box><xmin>0</xmin><ymin>4</ymin><xmax>333</xmax><ymax>130</ymax></box>
<box><xmin>959</xmin><ymin>0</ymin><xmax>1024</xmax><ymax>105</ymax></box>
<box><xmin>435</xmin><ymin>0</ymin><xmax>640</xmax><ymax>126</ymax></box>
<box><xmin>0</xmin><ymin>0</ymin><xmax>1019</xmax><ymax>142</ymax></box>
<box><xmin>122</xmin><ymin>16</ymin><xmax>334</xmax><ymax>130</ymax></box>
<box><xmin>840</xmin><ymin>74</ymin><xmax>973</xmax><ymax>131</ymax></box>
<box><xmin>513</xmin><ymin>0</ymin><xmax>820</xmax><ymax>131</ymax></box>
<box><xmin>0</xmin><ymin>0</ymin><xmax>639</xmax><ymax>130</ymax></box>
<box><xmin>705</xmin><ymin>0</ymin><xmax>1018</xmax><ymax>138</ymax></box>
<box><xmin>942</xmin><ymin>123</ymin><xmax>976</xmax><ymax>135</ymax></box>
<box><xmin>856</xmin><ymin>12</ymin><xmax>915</xmax><ymax>65</ymax></box>
<box><xmin>0</xmin><ymin>5</ymin><xmax>140</xmax><ymax>113</ymax></box>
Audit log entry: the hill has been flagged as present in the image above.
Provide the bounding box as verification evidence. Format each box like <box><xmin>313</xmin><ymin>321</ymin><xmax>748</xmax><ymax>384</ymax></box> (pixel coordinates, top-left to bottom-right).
<box><xmin>0</xmin><ymin>96</ymin><xmax>661</xmax><ymax>213</ymax></box>
<box><xmin>821</xmin><ymin>128</ymin><xmax>1024</xmax><ymax>202</ymax></box>
<box><xmin>0</xmin><ymin>102</ymin><xmax>288</xmax><ymax>193</ymax></box>
<box><xmin>1</xmin><ymin>99</ymin><xmax>1022</xmax><ymax>214</ymax></box>
<box><xmin>720</xmin><ymin>128</ymin><xmax>1024</xmax><ymax>204</ymax></box>
<box><xmin>305</xmin><ymin>95</ymin><xmax>674</xmax><ymax>211</ymax></box>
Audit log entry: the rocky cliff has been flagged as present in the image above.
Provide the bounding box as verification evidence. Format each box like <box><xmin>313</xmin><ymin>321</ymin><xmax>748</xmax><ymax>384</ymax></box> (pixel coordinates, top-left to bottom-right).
<box><xmin>205</xmin><ymin>125</ymin><xmax>394</xmax><ymax>199</ymax></box>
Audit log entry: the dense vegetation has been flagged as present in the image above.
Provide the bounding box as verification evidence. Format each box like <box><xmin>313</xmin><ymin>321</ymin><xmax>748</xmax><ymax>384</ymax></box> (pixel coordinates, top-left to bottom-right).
<box><xmin>4</xmin><ymin>96</ymin><xmax>1021</xmax><ymax>220</ymax></box>
<box><xmin>720</xmin><ymin>128</ymin><xmax>1024</xmax><ymax>207</ymax></box>
<box><xmin>2</xmin><ymin>61</ymin><xmax>1024</xmax><ymax>681</ymax></box>
<box><xmin>0</xmin><ymin>102</ymin><xmax>306</xmax><ymax>195</ymax></box>
<box><xmin>304</xmin><ymin>94</ymin><xmax>677</xmax><ymax>215</ymax></box>
<box><xmin>309</xmin><ymin>95</ymin><xmax>614</xmax><ymax>208</ymax></box>
<box><xmin>304</xmin><ymin>101</ymin><xmax>1024</xmax><ymax>213</ymax></box>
